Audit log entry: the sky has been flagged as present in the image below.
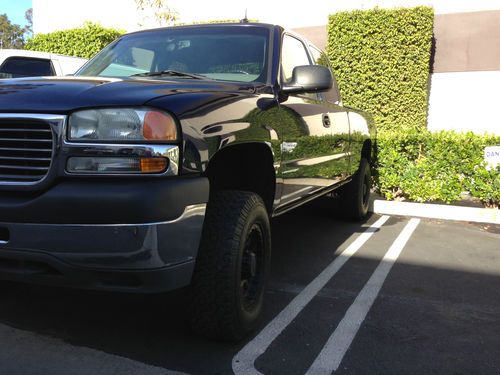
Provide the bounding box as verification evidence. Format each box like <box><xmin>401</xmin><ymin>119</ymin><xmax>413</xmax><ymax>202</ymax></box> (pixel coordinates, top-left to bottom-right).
<box><xmin>0</xmin><ymin>0</ymin><xmax>32</xmax><ymax>27</ymax></box>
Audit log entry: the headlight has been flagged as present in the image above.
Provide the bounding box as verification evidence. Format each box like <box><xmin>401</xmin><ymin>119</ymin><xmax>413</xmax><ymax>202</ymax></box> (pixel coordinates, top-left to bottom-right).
<box><xmin>68</xmin><ymin>107</ymin><xmax>177</xmax><ymax>142</ymax></box>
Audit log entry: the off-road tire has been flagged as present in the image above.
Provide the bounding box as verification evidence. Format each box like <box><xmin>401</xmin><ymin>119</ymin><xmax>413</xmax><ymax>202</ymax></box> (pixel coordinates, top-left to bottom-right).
<box><xmin>339</xmin><ymin>158</ymin><xmax>371</xmax><ymax>220</ymax></box>
<box><xmin>189</xmin><ymin>190</ymin><xmax>271</xmax><ymax>341</ymax></box>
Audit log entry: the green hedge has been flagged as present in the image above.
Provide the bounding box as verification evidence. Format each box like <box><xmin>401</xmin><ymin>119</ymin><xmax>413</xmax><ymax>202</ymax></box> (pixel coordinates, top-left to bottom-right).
<box><xmin>327</xmin><ymin>7</ymin><xmax>434</xmax><ymax>132</ymax></box>
<box><xmin>377</xmin><ymin>131</ymin><xmax>500</xmax><ymax>207</ymax></box>
<box><xmin>25</xmin><ymin>22</ymin><xmax>124</xmax><ymax>59</ymax></box>
<box><xmin>327</xmin><ymin>7</ymin><xmax>500</xmax><ymax>207</ymax></box>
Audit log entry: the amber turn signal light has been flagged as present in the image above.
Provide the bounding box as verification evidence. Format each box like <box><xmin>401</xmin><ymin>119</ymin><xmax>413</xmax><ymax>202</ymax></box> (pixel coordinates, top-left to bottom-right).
<box><xmin>140</xmin><ymin>157</ymin><xmax>168</xmax><ymax>173</ymax></box>
<box><xmin>67</xmin><ymin>156</ymin><xmax>169</xmax><ymax>174</ymax></box>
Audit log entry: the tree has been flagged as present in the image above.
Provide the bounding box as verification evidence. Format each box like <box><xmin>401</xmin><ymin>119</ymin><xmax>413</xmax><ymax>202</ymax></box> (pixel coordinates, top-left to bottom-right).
<box><xmin>24</xmin><ymin>8</ymin><xmax>33</xmax><ymax>36</ymax></box>
<box><xmin>135</xmin><ymin>0</ymin><xmax>178</xmax><ymax>27</ymax></box>
<box><xmin>0</xmin><ymin>14</ymin><xmax>25</xmax><ymax>49</ymax></box>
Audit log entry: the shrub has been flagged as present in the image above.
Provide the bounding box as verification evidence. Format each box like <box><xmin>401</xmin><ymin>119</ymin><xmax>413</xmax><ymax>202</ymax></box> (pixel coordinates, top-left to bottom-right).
<box><xmin>327</xmin><ymin>7</ymin><xmax>500</xmax><ymax>208</ymax></box>
<box><xmin>327</xmin><ymin>7</ymin><xmax>434</xmax><ymax>133</ymax></box>
<box><xmin>25</xmin><ymin>22</ymin><xmax>124</xmax><ymax>59</ymax></box>
<box><xmin>376</xmin><ymin>130</ymin><xmax>500</xmax><ymax>207</ymax></box>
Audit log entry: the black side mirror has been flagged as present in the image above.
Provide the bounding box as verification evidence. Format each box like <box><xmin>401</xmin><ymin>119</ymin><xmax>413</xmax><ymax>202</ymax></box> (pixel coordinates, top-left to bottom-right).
<box><xmin>282</xmin><ymin>65</ymin><xmax>333</xmax><ymax>94</ymax></box>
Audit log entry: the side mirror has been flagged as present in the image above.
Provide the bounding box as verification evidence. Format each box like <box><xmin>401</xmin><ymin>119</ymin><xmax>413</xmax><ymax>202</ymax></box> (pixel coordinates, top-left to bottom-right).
<box><xmin>281</xmin><ymin>65</ymin><xmax>333</xmax><ymax>94</ymax></box>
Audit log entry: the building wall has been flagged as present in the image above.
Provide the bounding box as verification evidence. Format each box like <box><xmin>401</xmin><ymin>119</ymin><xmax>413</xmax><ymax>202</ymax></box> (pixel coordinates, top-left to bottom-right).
<box><xmin>427</xmin><ymin>71</ymin><xmax>500</xmax><ymax>134</ymax></box>
<box><xmin>427</xmin><ymin>10</ymin><xmax>500</xmax><ymax>135</ymax></box>
<box><xmin>33</xmin><ymin>0</ymin><xmax>139</xmax><ymax>34</ymax></box>
<box><xmin>433</xmin><ymin>10</ymin><xmax>500</xmax><ymax>73</ymax></box>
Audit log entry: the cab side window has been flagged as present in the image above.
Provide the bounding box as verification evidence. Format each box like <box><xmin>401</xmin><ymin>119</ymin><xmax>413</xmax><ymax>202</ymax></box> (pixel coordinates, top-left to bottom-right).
<box><xmin>309</xmin><ymin>46</ymin><xmax>342</xmax><ymax>104</ymax></box>
<box><xmin>281</xmin><ymin>34</ymin><xmax>311</xmax><ymax>82</ymax></box>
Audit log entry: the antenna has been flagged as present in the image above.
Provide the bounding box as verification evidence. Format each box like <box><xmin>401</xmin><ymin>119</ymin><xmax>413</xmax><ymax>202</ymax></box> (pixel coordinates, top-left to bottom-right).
<box><xmin>241</xmin><ymin>9</ymin><xmax>249</xmax><ymax>23</ymax></box>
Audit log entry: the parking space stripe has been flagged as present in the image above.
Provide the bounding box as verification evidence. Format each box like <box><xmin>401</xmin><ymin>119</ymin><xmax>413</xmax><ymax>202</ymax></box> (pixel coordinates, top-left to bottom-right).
<box><xmin>305</xmin><ymin>218</ymin><xmax>420</xmax><ymax>374</ymax></box>
<box><xmin>232</xmin><ymin>215</ymin><xmax>390</xmax><ymax>375</ymax></box>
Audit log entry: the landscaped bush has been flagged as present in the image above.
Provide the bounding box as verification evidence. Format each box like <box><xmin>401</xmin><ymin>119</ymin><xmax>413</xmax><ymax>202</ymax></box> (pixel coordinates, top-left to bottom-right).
<box><xmin>327</xmin><ymin>6</ymin><xmax>499</xmax><ymax>207</ymax></box>
<box><xmin>25</xmin><ymin>22</ymin><xmax>124</xmax><ymax>59</ymax></box>
<box><xmin>327</xmin><ymin>7</ymin><xmax>434</xmax><ymax>133</ymax></box>
<box><xmin>376</xmin><ymin>130</ymin><xmax>500</xmax><ymax>207</ymax></box>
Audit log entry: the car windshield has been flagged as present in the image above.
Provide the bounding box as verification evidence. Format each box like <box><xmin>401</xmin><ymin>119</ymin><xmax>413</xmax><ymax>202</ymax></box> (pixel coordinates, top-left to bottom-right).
<box><xmin>77</xmin><ymin>26</ymin><xmax>270</xmax><ymax>83</ymax></box>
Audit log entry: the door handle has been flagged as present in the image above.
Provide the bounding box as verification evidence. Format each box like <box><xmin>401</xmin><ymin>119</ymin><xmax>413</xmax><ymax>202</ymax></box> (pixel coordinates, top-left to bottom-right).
<box><xmin>322</xmin><ymin>113</ymin><xmax>331</xmax><ymax>128</ymax></box>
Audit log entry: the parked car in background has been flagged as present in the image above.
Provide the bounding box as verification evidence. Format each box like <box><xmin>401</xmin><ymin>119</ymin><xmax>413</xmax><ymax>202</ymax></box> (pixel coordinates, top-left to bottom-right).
<box><xmin>0</xmin><ymin>49</ymin><xmax>87</xmax><ymax>78</ymax></box>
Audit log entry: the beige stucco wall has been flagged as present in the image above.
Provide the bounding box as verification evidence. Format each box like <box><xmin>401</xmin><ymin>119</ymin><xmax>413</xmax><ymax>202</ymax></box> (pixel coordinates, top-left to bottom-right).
<box><xmin>433</xmin><ymin>10</ymin><xmax>500</xmax><ymax>73</ymax></box>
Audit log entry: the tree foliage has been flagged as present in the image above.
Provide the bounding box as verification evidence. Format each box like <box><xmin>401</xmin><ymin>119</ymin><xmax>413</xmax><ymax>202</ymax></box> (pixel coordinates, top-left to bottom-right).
<box><xmin>24</xmin><ymin>8</ymin><xmax>33</xmax><ymax>37</ymax></box>
<box><xmin>135</xmin><ymin>0</ymin><xmax>178</xmax><ymax>27</ymax></box>
<box><xmin>0</xmin><ymin>13</ymin><xmax>25</xmax><ymax>49</ymax></box>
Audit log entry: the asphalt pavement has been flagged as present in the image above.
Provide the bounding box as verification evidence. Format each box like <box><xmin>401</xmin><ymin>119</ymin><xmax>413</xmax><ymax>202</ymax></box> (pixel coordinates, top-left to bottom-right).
<box><xmin>0</xmin><ymin>202</ymin><xmax>499</xmax><ymax>374</ymax></box>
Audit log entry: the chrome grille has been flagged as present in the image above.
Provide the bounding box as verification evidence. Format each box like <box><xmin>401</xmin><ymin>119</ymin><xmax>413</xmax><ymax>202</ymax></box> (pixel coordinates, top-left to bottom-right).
<box><xmin>0</xmin><ymin>120</ymin><xmax>53</xmax><ymax>183</ymax></box>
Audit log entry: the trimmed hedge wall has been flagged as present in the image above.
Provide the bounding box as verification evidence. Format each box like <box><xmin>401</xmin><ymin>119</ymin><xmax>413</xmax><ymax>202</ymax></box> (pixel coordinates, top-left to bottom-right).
<box><xmin>327</xmin><ymin>7</ymin><xmax>434</xmax><ymax>132</ymax></box>
<box><xmin>25</xmin><ymin>22</ymin><xmax>123</xmax><ymax>59</ymax></box>
<box><xmin>377</xmin><ymin>131</ymin><xmax>500</xmax><ymax>207</ymax></box>
<box><xmin>327</xmin><ymin>7</ymin><xmax>500</xmax><ymax>207</ymax></box>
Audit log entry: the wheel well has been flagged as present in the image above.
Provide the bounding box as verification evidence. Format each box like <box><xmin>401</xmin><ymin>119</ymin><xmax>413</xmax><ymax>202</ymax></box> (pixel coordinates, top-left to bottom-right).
<box><xmin>205</xmin><ymin>143</ymin><xmax>276</xmax><ymax>213</ymax></box>
<box><xmin>361</xmin><ymin>139</ymin><xmax>372</xmax><ymax>163</ymax></box>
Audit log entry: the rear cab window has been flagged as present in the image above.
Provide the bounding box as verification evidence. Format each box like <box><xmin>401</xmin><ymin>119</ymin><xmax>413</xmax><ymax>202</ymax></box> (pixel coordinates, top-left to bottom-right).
<box><xmin>0</xmin><ymin>57</ymin><xmax>55</xmax><ymax>78</ymax></box>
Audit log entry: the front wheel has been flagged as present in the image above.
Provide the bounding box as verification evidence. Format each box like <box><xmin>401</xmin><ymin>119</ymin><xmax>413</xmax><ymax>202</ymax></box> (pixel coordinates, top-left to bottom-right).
<box><xmin>189</xmin><ymin>190</ymin><xmax>271</xmax><ymax>341</ymax></box>
<box><xmin>339</xmin><ymin>158</ymin><xmax>371</xmax><ymax>220</ymax></box>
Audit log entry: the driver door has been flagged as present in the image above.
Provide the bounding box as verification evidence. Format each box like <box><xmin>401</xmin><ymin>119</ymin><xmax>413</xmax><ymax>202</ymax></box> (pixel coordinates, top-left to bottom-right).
<box><xmin>278</xmin><ymin>34</ymin><xmax>350</xmax><ymax>206</ymax></box>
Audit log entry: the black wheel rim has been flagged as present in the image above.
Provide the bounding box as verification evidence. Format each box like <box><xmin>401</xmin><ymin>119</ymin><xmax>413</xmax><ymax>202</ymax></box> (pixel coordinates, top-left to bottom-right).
<box><xmin>240</xmin><ymin>223</ymin><xmax>265</xmax><ymax>312</ymax></box>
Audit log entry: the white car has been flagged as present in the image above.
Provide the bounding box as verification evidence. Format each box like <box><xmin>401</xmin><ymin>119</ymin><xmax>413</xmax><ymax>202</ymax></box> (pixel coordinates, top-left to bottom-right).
<box><xmin>0</xmin><ymin>49</ymin><xmax>87</xmax><ymax>78</ymax></box>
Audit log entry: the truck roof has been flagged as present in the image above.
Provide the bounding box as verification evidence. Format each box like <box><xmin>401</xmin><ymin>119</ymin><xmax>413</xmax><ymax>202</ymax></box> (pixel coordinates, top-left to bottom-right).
<box><xmin>124</xmin><ymin>22</ymin><xmax>280</xmax><ymax>36</ymax></box>
<box><xmin>0</xmin><ymin>49</ymin><xmax>87</xmax><ymax>63</ymax></box>
<box><xmin>120</xmin><ymin>22</ymin><xmax>321</xmax><ymax>52</ymax></box>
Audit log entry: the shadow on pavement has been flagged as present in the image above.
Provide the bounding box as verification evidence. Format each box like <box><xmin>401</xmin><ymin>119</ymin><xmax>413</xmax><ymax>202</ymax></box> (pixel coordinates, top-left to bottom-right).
<box><xmin>0</xmin><ymin>202</ymin><xmax>498</xmax><ymax>374</ymax></box>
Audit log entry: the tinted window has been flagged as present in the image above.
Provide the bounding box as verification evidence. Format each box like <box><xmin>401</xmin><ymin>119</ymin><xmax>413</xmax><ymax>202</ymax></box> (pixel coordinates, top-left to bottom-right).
<box><xmin>310</xmin><ymin>46</ymin><xmax>341</xmax><ymax>104</ymax></box>
<box><xmin>78</xmin><ymin>26</ymin><xmax>270</xmax><ymax>83</ymax></box>
<box><xmin>281</xmin><ymin>35</ymin><xmax>311</xmax><ymax>82</ymax></box>
<box><xmin>0</xmin><ymin>57</ymin><xmax>55</xmax><ymax>78</ymax></box>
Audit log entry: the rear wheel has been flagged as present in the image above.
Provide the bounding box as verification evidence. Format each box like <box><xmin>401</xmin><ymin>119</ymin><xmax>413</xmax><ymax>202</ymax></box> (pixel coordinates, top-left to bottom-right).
<box><xmin>189</xmin><ymin>190</ymin><xmax>271</xmax><ymax>341</ymax></box>
<box><xmin>339</xmin><ymin>158</ymin><xmax>371</xmax><ymax>220</ymax></box>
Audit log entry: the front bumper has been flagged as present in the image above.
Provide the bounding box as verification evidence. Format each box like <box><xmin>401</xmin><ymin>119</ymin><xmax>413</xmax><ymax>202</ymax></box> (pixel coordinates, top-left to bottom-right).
<box><xmin>0</xmin><ymin>177</ymin><xmax>209</xmax><ymax>292</ymax></box>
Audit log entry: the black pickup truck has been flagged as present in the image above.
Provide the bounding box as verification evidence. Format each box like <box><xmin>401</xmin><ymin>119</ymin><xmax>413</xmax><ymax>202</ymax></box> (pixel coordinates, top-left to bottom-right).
<box><xmin>0</xmin><ymin>22</ymin><xmax>374</xmax><ymax>340</ymax></box>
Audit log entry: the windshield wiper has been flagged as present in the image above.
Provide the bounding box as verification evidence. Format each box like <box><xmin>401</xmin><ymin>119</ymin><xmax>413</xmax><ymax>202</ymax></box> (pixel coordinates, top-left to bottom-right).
<box><xmin>131</xmin><ymin>70</ymin><xmax>206</xmax><ymax>79</ymax></box>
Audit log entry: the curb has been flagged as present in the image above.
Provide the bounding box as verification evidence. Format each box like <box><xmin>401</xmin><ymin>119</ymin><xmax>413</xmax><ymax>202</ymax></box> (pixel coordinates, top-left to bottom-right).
<box><xmin>369</xmin><ymin>198</ymin><xmax>500</xmax><ymax>225</ymax></box>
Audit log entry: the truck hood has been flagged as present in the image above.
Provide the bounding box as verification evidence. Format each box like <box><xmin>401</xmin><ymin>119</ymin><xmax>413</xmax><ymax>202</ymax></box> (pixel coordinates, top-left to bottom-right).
<box><xmin>0</xmin><ymin>76</ymin><xmax>251</xmax><ymax>114</ymax></box>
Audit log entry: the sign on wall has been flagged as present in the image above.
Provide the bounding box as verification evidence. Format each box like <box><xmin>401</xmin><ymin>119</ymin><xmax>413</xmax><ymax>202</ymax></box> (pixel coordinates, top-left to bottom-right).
<box><xmin>484</xmin><ymin>146</ymin><xmax>500</xmax><ymax>169</ymax></box>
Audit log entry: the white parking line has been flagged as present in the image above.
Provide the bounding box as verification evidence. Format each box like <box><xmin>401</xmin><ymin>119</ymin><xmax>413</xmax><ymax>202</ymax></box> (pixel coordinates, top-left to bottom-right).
<box><xmin>305</xmin><ymin>218</ymin><xmax>420</xmax><ymax>374</ymax></box>
<box><xmin>232</xmin><ymin>215</ymin><xmax>390</xmax><ymax>375</ymax></box>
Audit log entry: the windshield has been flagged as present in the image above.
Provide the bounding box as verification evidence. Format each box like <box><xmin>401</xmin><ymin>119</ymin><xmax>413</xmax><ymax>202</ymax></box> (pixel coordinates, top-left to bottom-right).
<box><xmin>77</xmin><ymin>26</ymin><xmax>270</xmax><ymax>83</ymax></box>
